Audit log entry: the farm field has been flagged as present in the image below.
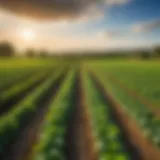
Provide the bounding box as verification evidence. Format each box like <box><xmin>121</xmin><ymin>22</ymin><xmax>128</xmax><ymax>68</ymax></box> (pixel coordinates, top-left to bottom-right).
<box><xmin>86</xmin><ymin>59</ymin><xmax>160</xmax><ymax>107</ymax></box>
<box><xmin>0</xmin><ymin>58</ymin><xmax>160</xmax><ymax>160</ymax></box>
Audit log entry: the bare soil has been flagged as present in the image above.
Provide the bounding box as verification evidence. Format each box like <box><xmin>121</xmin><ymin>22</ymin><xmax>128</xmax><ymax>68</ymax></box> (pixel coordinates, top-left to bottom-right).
<box><xmin>65</xmin><ymin>71</ymin><xmax>98</xmax><ymax>160</ymax></box>
<box><xmin>90</xmin><ymin>73</ymin><xmax>160</xmax><ymax>160</ymax></box>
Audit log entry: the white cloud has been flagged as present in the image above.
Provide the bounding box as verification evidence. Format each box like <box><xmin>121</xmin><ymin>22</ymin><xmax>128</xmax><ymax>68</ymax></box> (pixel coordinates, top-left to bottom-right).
<box><xmin>97</xmin><ymin>19</ymin><xmax>160</xmax><ymax>39</ymax></box>
<box><xmin>75</xmin><ymin>5</ymin><xmax>104</xmax><ymax>23</ymax></box>
<box><xmin>0</xmin><ymin>0</ymin><xmax>130</xmax><ymax>20</ymax></box>
<box><xmin>104</xmin><ymin>0</ymin><xmax>130</xmax><ymax>5</ymax></box>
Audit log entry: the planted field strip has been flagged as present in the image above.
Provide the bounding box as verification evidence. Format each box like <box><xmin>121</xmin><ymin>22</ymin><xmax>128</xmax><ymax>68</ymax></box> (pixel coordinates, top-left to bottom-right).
<box><xmin>0</xmin><ymin>69</ymin><xmax>66</xmax><ymax>159</ymax></box>
<box><xmin>0</xmin><ymin>70</ymin><xmax>54</xmax><ymax>116</ymax></box>
<box><xmin>33</xmin><ymin>70</ymin><xmax>76</xmax><ymax>160</ymax></box>
<box><xmin>0</xmin><ymin>68</ymin><xmax>47</xmax><ymax>92</ymax></box>
<box><xmin>84</xmin><ymin>74</ymin><xmax>132</xmax><ymax>160</ymax></box>
<box><xmin>86</xmin><ymin>60</ymin><xmax>160</xmax><ymax>107</ymax></box>
<box><xmin>107</xmin><ymin>74</ymin><xmax>160</xmax><ymax>117</ymax></box>
<box><xmin>65</xmin><ymin>71</ymin><xmax>97</xmax><ymax>160</ymax></box>
<box><xmin>4</xmin><ymin>71</ymin><xmax>67</xmax><ymax>160</ymax></box>
<box><xmin>33</xmin><ymin>70</ymin><xmax>97</xmax><ymax>160</ymax></box>
<box><xmin>0</xmin><ymin>69</ymin><xmax>33</xmax><ymax>91</ymax></box>
<box><xmin>0</xmin><ymin>58</ymin><xmax>160</xmax><ymax>160</ymax></box>
<box><xmin>90</xmin><ymin>72</ymin><xmax>160</xmax><ymax>160</ymax></box>
<box><xmin>98</xmin><ymin>73</ymin><xmax>160</xmax><ymax>148</ymax></box>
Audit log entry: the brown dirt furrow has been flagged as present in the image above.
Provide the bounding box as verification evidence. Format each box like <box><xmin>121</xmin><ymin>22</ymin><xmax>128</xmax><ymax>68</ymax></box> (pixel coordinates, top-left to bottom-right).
<box><xmin>90</xmin><ymin>72</ymin><xmax>160</xmax><ymax>160</ymax></box>
<box><xmin>3</xmin><ymin>72</ymin><xmax>67</xmax><ymax>160</ymax></box>
<box><xmin>65</xmin><ymin>71</ymin><xmax>98</xmax><ymax>160</ymax></box>
<box><xmin>108</xmin><ymin>74</ymin><xmax>160</xmax><ymax>118</ymax></box>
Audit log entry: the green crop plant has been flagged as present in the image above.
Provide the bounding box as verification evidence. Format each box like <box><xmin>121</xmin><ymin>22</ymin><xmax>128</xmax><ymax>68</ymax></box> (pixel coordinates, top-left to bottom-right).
<box><xmin>83</xmin><ymin>72</ymin><xmax>130</xmax><ymax>160</ymax></box>
<box><xmin>97</xmin><ymin>73</ymin><xmax>160</xmax><ymax>148</ymax></box>
<box><xmin>0</xmin><ymin>70</ymin><xmax>51</xmax><ymax>104</ymax></box>
<box><xmin>33</xmin><ymin>70</ymin><xmax>76</xmax><ymax>160</ymax></box>
<box><xmin>0</xmin><ymin>69</ymin><xmax>64</xmax><ymax>154</ymax></box>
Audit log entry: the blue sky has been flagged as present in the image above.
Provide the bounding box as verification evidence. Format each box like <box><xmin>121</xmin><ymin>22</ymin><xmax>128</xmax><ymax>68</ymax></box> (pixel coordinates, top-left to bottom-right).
<box><xmin>0</xmin><ymin>0</ymin><xmax>159</xmax><ymax>53</ymax></box>
<box><xmin>109</xmin><ymin>0</ymin><xmax>160</xmax><ymax>21</ymax></box>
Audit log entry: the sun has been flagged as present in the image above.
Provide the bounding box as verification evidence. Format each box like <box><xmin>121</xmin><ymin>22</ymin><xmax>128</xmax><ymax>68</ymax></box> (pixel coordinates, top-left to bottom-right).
<box><xmin>20</xmin><ymin>29</ymin><xmax>35</xmax><ymax>41</ymax></box>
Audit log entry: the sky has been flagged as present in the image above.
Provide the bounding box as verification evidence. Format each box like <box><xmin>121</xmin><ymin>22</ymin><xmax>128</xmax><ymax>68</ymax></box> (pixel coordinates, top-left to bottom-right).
<box><xmin>0</xmin><ymin>0</ymin><xmax>160</xmax><ymax>53</ymax></box>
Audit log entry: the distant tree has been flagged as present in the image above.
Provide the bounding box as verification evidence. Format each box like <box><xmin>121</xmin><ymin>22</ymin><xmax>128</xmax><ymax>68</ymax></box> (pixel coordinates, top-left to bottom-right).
<box><xmin>39</xmin><ymin>50</ymin><xmax>49</xmax><ymax>58</ymax></box>
<box><xmin>25</xmin><ymin>49</ymin><xmax>36</xmax><ymax>57</ymax></box>
<box><xmin>154</xmin><ymin>46</ymin><xmax>160</xmax><ymax>56</ymax></box>
<box><xmin>141</xmin><ymin>51</ymin><xmax>151</xmax><ymax>59</ymax></box>
<box><xmin>0</xmin><ymin>42</ymin><xmax>15</xmax><ymax>57</ymax></box>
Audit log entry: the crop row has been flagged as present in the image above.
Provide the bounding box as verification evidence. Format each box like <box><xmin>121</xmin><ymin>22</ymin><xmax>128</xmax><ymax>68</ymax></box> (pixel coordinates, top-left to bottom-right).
<box><xmin>85</xmin><ymin>60</ymin><xmax>160</xmax><ymax>106</ymax></box>
<box><xmin>0</xmin><ymin>70</ymin><xmax>50</xmax><ymax>104</ymax></box>
<box><xmin>95</xmin><ymin>72</ymin><xmax>160</xmax><ymax>148</ymax></box>
<box><xmin>83</xmin><ymin>73</ymin><xmax>130</xmax><ymax>160</ymax></box>
<box><xmin>0</xmin><ymin>65</ymin><xmax>55</xmax><ymax>92</ymax></box>
<box><xmin>0</xmin><ymin>67</ymin><xmax>47</xmax><ymax>91</ymax></box>
<box><xmin>0</xmin><ymin>67</ymin><xmax>159</xmax><ymax>160</ymax></box>
<box><xmin>33</xmin><ymin>70</ymin><xmax>76</xmax><ymax>160</ymax></box>
<box><xmin>0</xmin><ymin>69</ymin><xmax>64</xmax><ymax>156</ymax></box>
<box><xmin>0</xmin><ymin>69</ymin><xmax>56</xmax><ymax>116</ymax></box>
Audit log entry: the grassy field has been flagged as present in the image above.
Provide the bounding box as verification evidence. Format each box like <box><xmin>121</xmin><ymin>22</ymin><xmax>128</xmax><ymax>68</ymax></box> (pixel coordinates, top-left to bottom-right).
<box><xmin>0</xmin><ymin>58</ymin><xmax>160</xmax><ymax>160</ymax></box>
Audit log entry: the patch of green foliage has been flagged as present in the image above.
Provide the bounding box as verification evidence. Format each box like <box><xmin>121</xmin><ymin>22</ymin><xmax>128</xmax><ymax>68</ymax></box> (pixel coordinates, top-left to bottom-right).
<box><xmin>83</xmin><ymin>72</ymin><xmax>130</xmax><ymax>160</ymax></box>
<box><xmin>34</xmin><ymin>70</ymin><xmax>76</xmax><ymax>160</ymax></box>
<box><xmin>0</xmin><ymin>70</ymin><xmax>62</xmax><ymax>154</ymax></box>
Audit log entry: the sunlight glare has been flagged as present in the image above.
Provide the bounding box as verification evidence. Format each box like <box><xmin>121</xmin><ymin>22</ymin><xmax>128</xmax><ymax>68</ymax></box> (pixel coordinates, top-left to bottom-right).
<box><xmin>20</xmin><ymin>29</ymin><xmax>35</xmax><ymax>41</ymax></box>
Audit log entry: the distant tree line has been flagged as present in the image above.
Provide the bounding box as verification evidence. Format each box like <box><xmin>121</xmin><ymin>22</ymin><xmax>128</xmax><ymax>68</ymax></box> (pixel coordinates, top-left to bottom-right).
<box><xmin>155</xmin><ymin>46</ymin><xmax>160</xmax><ymax>56</ymax></box>
<box><xmin>25</xmin><ymin>49</ymin><xmax>51</xmax><ymax>57</ymax></box>
<box><xmin>0</xmin><ymin>41</ymin><xmax>160</xmax><ymax>59</ymax></box>
<box><xmin>0</xmin><ymin>42</ymin><xmax>51</xmax><ymax>58</ymax></box>
<box><xmin>140</xmin><ymin>46</ymin><xmax>160</xmax><ymax>59</ymax></box>
<box><xmin>0</xmin><ymin>42</ymin><xmax>15</xmax><ymax>57</ymax></box>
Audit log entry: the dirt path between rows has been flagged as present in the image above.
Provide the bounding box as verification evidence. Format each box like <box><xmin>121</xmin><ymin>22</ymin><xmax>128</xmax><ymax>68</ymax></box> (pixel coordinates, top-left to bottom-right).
<box><xmin>108</xmin><ymin>74</ymin><xmax>160</xmax><ymax>118</ymax></box>
<box><xmin>2</xmin><ymin>72</ymin><xmax>67</xmax><ymax>160</ymax></box>
<box><xmin>90</xmin><ymin>72</ymin><xmax>160</xmax><ymax>160</ymax></box>
<box><xmin>65</xmin><ymin>71</ymin><xmax>98</xmax><ymax>160</ymax></box>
